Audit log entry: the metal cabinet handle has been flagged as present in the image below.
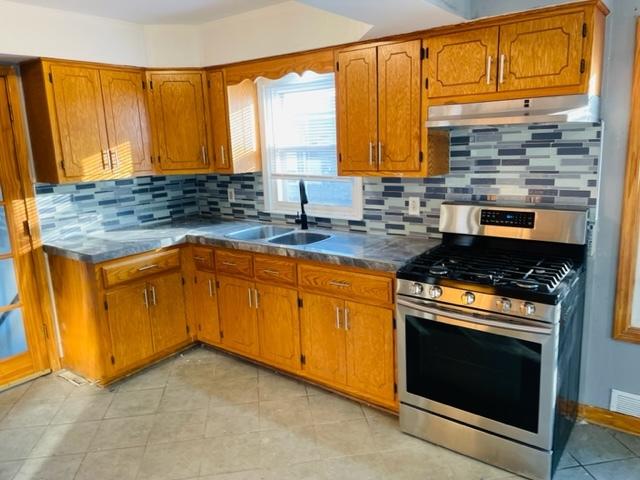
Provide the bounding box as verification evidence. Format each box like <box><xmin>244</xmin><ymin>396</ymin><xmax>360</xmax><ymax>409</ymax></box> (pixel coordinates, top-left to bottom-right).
<box><xmin>369</xmin><ymin>141</ymin><xmax>374</xmax><ymax>166</ymax></box>
<box><xmin>143</xmin><ymin>288</ymin><xmax>149</xmax><ymax>308</ymax></box>
<box><xmin>201</xmin><ymin>145</ymin><xmax>208</xmax><ymax>164</ymax></box>
<box><xmin>101</xmin><ymin>150</ymin><xmax>110</xmax><ymax>170</ymax></box>
<box><xmin>254</xmin><ymin>288</ymin><xmax>259</xmax><ymax>309</ymax></box>
<box><xmin>329</xmin><ymin>280</ymin><xmax>351</xmax><ymax>288</ymax></box>
<box><xmin>108</xmin><ymin>149</ymin><xmax>119</xmax><ymax>169</ymax></box>
<box><xmin>248</xmin><ymin>287</ymin><xmax>252</xmax><ymax>308</ymax></box>
<box><xmin>222</xmin><ymin>261</ymin><xmax>236</xmax><ymax>266</ymax></box>
<box><xmin>220</xmin><ymin>145</ymin><xmax>227</xmax><ymax>166</ymax></box>
<box><xmin>262</xmin><ymin>269</ymin><xmax>279</xmax><ymax>276</ymax></box>
<box><xmin>486</xmin><ymin>55</ymin><xmax>493</xmax><ymax>84</ymax></box>
<box><xmin>335</xmin><ymin>306</ymin><xmax>341</xmax><ymax>329</ymax></box>
<box><xmin>378</xmin><ymin>142</ymin><xmax>383</xmax><ymax>165</ymax></box>
<box><xmin>138</xmin><ymin>264</ymin><xmax>158</xmax><ymax>272</ymax></box>
<box><xmin>344</xmin><ymin>307</ymin><xmax>350</xmax><ymax>330</ymax></box>
<box><xmin>499</xmin><ymin>54</ymin><xmax>506</xmax><ymax>84</ymax></box>
<box><xmin>208</xmin><ymin>279</ymin><xmax>213</xmax><ymax>297</ymax></box>
<box><xmin>150</xmin><ymin>285</ymin><xmax>157</xmax><ymax>306</ymax></box>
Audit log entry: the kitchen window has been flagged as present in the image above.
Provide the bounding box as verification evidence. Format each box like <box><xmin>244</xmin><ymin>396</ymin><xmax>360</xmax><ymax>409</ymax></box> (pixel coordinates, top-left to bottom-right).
<box><xmin>258</xmin><ymin>72</ymin><xmax>362</xmax><ymax>220</ymax></box>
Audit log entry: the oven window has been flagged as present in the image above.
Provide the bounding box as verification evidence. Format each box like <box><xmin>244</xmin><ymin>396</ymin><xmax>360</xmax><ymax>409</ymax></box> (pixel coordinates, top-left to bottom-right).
<box><xmin>405</xmin><ymin>315</ymin><xmax>541</xmax><ymax>433</ymax></box>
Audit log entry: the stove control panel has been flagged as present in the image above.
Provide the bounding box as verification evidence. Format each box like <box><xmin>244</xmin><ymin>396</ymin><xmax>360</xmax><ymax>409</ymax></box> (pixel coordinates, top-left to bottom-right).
<box><xmin>480</xmin><ymin>209</ymin><xmax>535</xmax><ymax>229</ymax></box>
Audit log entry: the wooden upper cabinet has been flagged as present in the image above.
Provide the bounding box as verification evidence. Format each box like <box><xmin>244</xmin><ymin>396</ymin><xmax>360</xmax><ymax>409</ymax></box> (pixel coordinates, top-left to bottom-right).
<box><xmin>148</xmin><ymin>272</ymin><xmax>189</xmax><ymax>352</ymax></box>
<box><xmin>378</xmin><ymin>40</ymin><xmax>423</xmax><ymax>173</ymax></box>
<box><xmin>498</xmin><ymin>12</ymin><xmax>585</xmax><ymax>93</ymax></box>
<box><xmin>427</xmin><ymin>27</ymin><xmax>499</xmax><ymax>98</ymax></box>
<box><xmin>105</xmin><ymin>281</ymin><xmax>154</xmax><ymax>374</ymax></box>
<box><xmin>336</xmin><ymin>47</ymin><xmax>378</xmax><ymax>174</ymax></box>
<box><xmin>100</xmin><ymin>69</ymin><xmax>152</xmax><ymax>176</ymax></box>
<box><xmin>147</xmin><ymin>71</ymin><xmax>211</xmax><ymax>172</ymax></box>
<box><xmin>207</xmin><ymin>70</ymin><xmax>261</xmax><ymax>174</ymax></box>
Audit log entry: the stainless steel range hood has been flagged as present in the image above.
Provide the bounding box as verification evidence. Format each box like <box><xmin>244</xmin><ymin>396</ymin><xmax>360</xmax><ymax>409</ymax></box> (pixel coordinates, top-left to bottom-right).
<box><xmin>426</xmin><ymin>94</ymin><xmax>600</xmax><ymax>128</ymax></box>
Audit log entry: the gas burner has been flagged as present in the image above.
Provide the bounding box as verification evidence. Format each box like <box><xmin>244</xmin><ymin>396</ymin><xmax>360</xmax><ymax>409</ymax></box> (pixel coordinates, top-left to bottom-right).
<box><xmin>512</xmin><ymin>281</ymin><xmax>540</xmax><ymax>290</ymax></box>
<box><xmin>429</xmin><ymin>265</ymin><xmax>448</xmax><ymax>275</ymax></box>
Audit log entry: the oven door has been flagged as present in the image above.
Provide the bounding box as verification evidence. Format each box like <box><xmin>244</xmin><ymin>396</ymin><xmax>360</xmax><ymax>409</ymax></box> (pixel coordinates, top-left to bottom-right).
<box><xmin>397</xmin><ymin>297</ymin><xmax>558</xmax><ymax>450</ymax></box>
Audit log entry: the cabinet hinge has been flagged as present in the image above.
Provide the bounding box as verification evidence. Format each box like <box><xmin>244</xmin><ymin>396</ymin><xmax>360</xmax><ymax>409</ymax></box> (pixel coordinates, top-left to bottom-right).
<box><xmin>182</xmin><ymin>276</ymin><xmax>186</xmax><ymax>286</ymax></box>
<box><xmin>425</xmin><ymin>78</ymin><xmax>429</xmax><ymax>90</ymax></box>
<box><xmin>149</xmin><ymin>80</ymin><xmax>154</xmax><ymax>90</ymax></box>
<box><xmin>141</xmin><ymin>80</ymin><xmax>146</xmax><ymax>90</ymax></box>
<box><xmin>419</xmin><ymin>151</ymin><xmax>424</xmax><ymax>163</ymax></box>
<box><xmin>7</xmin><ymin>102</ymin><xmax>14</xmax><ymax>123</ymax></box>
<box><xmin>300</xmin><ymin>354</ymin><xmax>306</xmax><ymax>365</ymax></box>
<box><xmin>580</xmin><ymin>59</ymin><xmax>586</xmax><ymax>74</ymax></box>
<box><xmin>298</xmin><ymin>298</ymin><xmax>303</xmax><ymax>308</ymax></box>
<box><xmin>216</xmin><ymin>280</ymin><xmax>220</xmax><ymax>288</ymax></box>
<box><xmin>338</xmin><ymin>153</ymin><xmax>342</xmax><ymax>163</ymax></box>
<box><xmin>198</xmin><ymin>324</ymin><xmax>202</xmax><ymax>331</ymax></box>
<box><xmin>220</xmin><ymin>330</ymin><xmax>224</xmax><ymax>339</ymax></box>
<box><xmin>394</xmin><ymin>383</ymin><xmax>398</xmax><ymax>394</ymax></box>
<box><xmin>104</xmin><ymin>300</ymin><xmax>108</xmax><ymax>311</ymax></box>
<box><xmin>23</xmin><ymin>220</ymin><xmax>31</xmax><ymax>237</ymax></box>
<box><xmin>150</xmin><ymin>155</ymin><xmax>154</xmax><ymax>164</ymax></box>
<box><xmin>194</xmin><ymin>275</ymin><xmax>198</xmax><ymax>284</ymax></box>
<box><xmin>41</xmin><ymin>323</ymin><xmax>49</xmax><ymax>339</ymax></box>
<box><xmin>48</xmin><ymin>72</ymin><xmax>53</xmax><ymax>83</ymax></box>
<box><xmin>60</xmin><ymin>160</ymin><xmax>66</xmax><ymax>172</ymax></box>
<box><xmin>393</xmin><ymin>317</ymin><xmax>397</xmax><ymax>329</ymax></box>
<box><xmin>582</xmin><ymin>23</ymin><xmax>588</xmax><ymax>38</ymax></box>
<box><xmin>420</xmin><ymin>47</ymin><xmax>427</xmax><ymax>60</ymax></box>
<box><xmin>186</xmin><ymin>325</ymin><xmax>190</xmax><ymax>334</ymax></box>
<box><xmin>335</xmin><ymin>61</ymin><xmax>339</xmax><ymax>71</ymax></box>
<box><xmin>207</xmin><ymin>79</ymin><xmax>211</xmax><ymax>88</ymax></box>
<box><xmin>425</xmin><ymin>47</ymin><xmax>429</xmax><ymax>59</ymax></box>
<box><xmin>110</xmin><ymin>355</ymin><xmax>115</xmax><ymax>365</ymax></box>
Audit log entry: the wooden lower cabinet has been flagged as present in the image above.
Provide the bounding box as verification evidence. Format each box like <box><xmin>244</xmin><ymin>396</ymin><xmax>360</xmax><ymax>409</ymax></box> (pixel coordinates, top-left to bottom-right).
<box><xmin>344</xmin><ymin>301</ymin><xmax>395</xmax><ymax>405</ymax></box>
<box><xmin>105</xmin><ymin>281</ymin><xmax>154</xmax><ymax>374</ymax></box>
<box><xmin>148</xmin><ymin>272</ymin><xmax>189</xmax><ymax>352</ymax></box>
<box><xmin>256</xmin><ymin>283</ymin><xmax>301</xmax><ymax>373</ymax></box>
<box><xmin>217</xmin><ymin>275</ymin><xmax>259</xmax><ymax>356</ymax></box>
<box><xmin>300</xmin><ymin>293</ymin><xmax>348</xmax><ymax>386</ymax></box>
<box><xmin>193</xmin><ymin>270</ymin><xmax>221</xmax><ymax>345</ymax></box>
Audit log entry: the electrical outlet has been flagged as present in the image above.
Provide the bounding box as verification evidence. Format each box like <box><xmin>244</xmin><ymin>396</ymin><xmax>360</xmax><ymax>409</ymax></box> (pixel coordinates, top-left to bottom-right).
<box><xmin>408</xmin><ymin>197</ymin><xmax>421</xmax><ymax>216</ymax></box>
<box><xmin>227</xmin><ymin>188</ymin><xmax>235</xmax><ymax>202</ymax></box>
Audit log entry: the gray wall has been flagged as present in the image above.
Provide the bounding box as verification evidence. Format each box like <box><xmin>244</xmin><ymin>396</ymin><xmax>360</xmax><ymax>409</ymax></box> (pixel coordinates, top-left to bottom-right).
<box><xmin>473</xmin><ymin>0</ymin><xmax>640</xmax><ymax>409</ymax></box>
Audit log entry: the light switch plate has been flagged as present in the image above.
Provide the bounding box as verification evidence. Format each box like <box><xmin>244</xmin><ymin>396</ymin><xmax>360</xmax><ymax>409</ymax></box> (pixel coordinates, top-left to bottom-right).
<box><xmin>408</xmin><ymin>197</ymin><xmax>420</xmax><ymax>216</ymax></box>
<box><xmin>228</xmin><ymin>188</ymin><xmax>236</xmax><ymax>202</ymax></box>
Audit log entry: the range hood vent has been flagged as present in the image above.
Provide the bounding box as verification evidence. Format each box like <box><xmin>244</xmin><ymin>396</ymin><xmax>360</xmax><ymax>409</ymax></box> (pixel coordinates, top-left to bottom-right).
<box><xmin>426</xmin><ymin>94</ymin><xmax>600</xmax><ymax>128</ymax></box>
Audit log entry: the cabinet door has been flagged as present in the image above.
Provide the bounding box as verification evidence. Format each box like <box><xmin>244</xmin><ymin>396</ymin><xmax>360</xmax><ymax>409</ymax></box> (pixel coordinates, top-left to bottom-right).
<box><xmin>337</xmin><ymin>47</ymin><xmax>378</xmax><ymax>173</ymax></box>
<box><xmin>256</xmin><ymin>283</ymin><xmax>300</xmax><ymax>372</ymax></box>
<box><xmin>227</xmin><ymin>79</ymin><xmax>262</xmax><ymax>173</ymax></box>
<box><xmin>498</xmin><ymin>12</ymin><xmax>585</xmax><ymax>92</ymax></box>
<box><xmin>207</xmin><ymin>70</ymin><xmax>232</xmax><ymax>172</ymax></box>
<box><xmin>105</xmin><ymin>282</ymin><xmax>154</xmax><ymax>373</ymax></box>
<box><xmin>149</xmin><ymin>72</ymin><xmax>210</xmax><ymax>171</ymax></box>
<box><xmin>217</xmin><ymin>275</ymin><xmax>259</xmax><ymax>356</ymax></box>
<box><xmin>49</xmin><ymin>64</ymin><xmax>110</xmax><ymax>180</ymax></box>
<box><xmin>427</xmin><ymin>27</ymin><xmax>499</xmax><ymax>98</ymax></box>
<box><xmin>378</xmin><ymin>40</ymin><xmax>422</xmax><ymax>173</ymax></box>
<box><xmin>345</xmin><ymin>302</ymin><xmax>395</xmax><ymax>405</ymax></box>
<box><xmin>193</xmin><ymin>271</ymin><xmax>221</xmax><ymax>345</ymax></box>
<box><xmin>148</xmin><ymin>272</ymin><xmax>189</xmax><ymax>353</ymax></box>
<box><xmin>100</xmin><ymin>69</ymin><xmax>152</xmax><ymax>176</ymax></box>
<box><xmin>300</xmin><ymin>293</ymin><xmax>346</xmax><ymax>385</ymax></box>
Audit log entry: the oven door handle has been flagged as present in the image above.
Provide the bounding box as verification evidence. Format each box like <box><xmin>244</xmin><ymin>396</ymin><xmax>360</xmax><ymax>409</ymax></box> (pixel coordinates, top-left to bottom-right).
<box><xmin>397</xmin><ymin>298</ymin><xmax>553</xmax><ymax>335</ymax></box>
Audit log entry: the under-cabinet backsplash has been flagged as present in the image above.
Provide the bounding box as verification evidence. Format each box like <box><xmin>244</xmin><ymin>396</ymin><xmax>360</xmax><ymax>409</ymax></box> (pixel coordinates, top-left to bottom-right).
<box><xmin>35</xmin><ymin>123</ymin><xmax>601</xmax><ymax>241</ymax></box>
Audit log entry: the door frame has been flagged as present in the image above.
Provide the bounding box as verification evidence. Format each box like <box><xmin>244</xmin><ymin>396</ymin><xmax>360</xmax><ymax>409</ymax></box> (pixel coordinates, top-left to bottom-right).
<box><xmin>0</xmin><ymin>65</ymin><xmax>59</xmax><ymax>388</ymax></box>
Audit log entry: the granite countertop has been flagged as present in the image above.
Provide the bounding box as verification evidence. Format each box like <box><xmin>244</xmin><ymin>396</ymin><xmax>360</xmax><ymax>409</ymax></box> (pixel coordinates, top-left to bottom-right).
<box><xmin>42</xmin><ymin>217</ymin><xmax>439</xmax><ymax>272</ymax></box>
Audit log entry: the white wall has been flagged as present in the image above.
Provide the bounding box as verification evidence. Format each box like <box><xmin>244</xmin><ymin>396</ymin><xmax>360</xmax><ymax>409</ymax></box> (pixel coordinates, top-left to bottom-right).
<box><xmin>144</xmin><ymin>25</ymin><xmax>203</xmax><ymax>68</ymax></box>
<box><xmin>0</xmin><ymin>0</ymin><xmax>147</xmax><ymax>65</ymax></box>
<box><xmin>200</xmin><ymin>1</ymin><xmax>371</xmax><ymax>66</ymax></box>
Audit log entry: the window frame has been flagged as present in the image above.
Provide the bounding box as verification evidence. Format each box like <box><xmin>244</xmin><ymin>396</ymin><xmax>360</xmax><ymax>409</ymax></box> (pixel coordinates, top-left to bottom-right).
<box><xmin>257</xmin><ymin>73</ymin><xmax>363</xmax><ymax>221</ymax></box>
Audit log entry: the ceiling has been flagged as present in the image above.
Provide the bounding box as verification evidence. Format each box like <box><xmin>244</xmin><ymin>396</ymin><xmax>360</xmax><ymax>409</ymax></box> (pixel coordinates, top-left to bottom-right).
<box><xmin>5</xmin><ymin>0</ymin><xmax>288</xmax><ymax>24</ymax></box>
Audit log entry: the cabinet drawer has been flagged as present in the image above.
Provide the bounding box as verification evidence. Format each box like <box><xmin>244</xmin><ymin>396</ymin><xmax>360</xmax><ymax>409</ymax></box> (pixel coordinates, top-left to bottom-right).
<box><xmin>192</xmin><ymin>247</ymin><xmax>215</xmax><ymax>271</ymax></box>
<box><xmin>255</xmin><ymin>255</ymin><xmax>297</xmax><ymax>286</ymax></box>
<box><xmin>102</xmin><ymin>249</ymin><xmax>181</xmax><ymax>288</ymax></box>
<box><xmin>299</xmin><ymin>264</ymin><xmax>393</xmax><ymax>305</ymax></box>
<box><xmin>215</xmin><ymin>249</ymin><xmax>253</xmax><ymax>277</ymax></box>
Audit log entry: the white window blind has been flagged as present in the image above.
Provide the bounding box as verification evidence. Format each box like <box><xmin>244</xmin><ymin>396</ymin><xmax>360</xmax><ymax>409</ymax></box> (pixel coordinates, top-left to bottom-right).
<box><xmin>258</xmin><ymin>72</ymin><xmax>362</xmax><ymax>220</ymax></box>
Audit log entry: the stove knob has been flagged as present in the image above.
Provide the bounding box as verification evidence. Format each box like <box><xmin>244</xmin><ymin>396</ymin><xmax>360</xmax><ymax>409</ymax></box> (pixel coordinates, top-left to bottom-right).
<box><xmin>412</xmin><ymin>283</ymin><xmax>424</xmax><ymax>295</ymax></box>
<box><xmin>521</xmin><ymin>302</ymin><xmax>536</xmax><ymax>316</ymax></box>
<box><xmin>461</xmin><ymin>292</ymin><xmax>476</xmax><ymax>305</ymax></box>
<box><xmin>428</xmin><ymin>286</ymin><xmax>443</xmax><ymax>299</ymax></box>
<box><xmin>497</xmin><ymin>298</ymin><xmax>512</xmax><ymax>313</ymax></box>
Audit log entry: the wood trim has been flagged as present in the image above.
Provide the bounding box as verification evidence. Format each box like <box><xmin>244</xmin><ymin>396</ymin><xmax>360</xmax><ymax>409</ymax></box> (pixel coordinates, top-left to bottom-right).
<box><xmin>613</xmin><ymin>18</ymin><xmax>640</xmax><ymax>343</ymax></box>
<box><xmin>0</xmin><ymin>66</ymin><xmax>60</xmax><ymax>372</ymax></box>
<box><xmin>578</xmin><ymin>404</ymin><xmax>640</xmax><ymax>436</ymax></box>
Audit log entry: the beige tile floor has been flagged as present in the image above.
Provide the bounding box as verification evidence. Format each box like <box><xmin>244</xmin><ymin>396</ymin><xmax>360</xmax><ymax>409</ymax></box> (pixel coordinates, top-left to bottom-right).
<box><xmin>0</xmin><ymin>345</ymin><xmax>639</xmax><ymax>480</ymax></box>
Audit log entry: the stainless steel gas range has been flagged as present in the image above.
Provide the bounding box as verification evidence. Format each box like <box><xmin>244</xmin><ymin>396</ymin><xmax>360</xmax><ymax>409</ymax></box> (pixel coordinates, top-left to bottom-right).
<box><xmin>396</xmin><ymin>201</ymin><xmax>589</xmax><ymax>480</ymax></box>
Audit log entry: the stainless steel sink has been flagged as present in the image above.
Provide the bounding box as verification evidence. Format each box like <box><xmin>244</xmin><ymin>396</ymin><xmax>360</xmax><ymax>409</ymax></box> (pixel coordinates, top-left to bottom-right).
<box><xmin>225</xmin><ymin>225</ymin><xmax>294</xmax><ymax>241</ymax></box>
<box><xmin>268</xmin><ymin>231</ymin><xmax>331</xmax><ymax>246</ymax></box>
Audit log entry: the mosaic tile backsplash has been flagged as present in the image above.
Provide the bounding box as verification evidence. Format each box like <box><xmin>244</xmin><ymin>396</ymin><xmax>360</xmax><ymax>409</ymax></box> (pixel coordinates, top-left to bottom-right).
<box><xmin>36</xmin><ymin>123</ymin><xmax>601</xmax><ymax>241</ymax></box>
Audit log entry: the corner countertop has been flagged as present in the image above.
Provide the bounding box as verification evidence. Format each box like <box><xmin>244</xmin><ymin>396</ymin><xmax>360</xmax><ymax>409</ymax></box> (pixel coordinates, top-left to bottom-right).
<box><xmin>42</xmin><ymin>217</ymin><xmax>439</xmax><ymax>272</ymax></box>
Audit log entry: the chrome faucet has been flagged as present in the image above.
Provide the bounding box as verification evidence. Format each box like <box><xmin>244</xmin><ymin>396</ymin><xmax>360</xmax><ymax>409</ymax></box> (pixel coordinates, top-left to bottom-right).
<box><xmin>295</xmin><ymin>179</ymin><xmax>309</xmax><ymax>230</ymax></box>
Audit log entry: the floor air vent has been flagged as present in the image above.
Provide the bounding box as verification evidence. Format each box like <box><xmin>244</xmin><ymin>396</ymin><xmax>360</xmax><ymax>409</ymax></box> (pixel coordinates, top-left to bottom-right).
<box><xmin>610</xmin><ymin>389</ymin><xmax>640</xmax><ymax>418</ymax></box>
